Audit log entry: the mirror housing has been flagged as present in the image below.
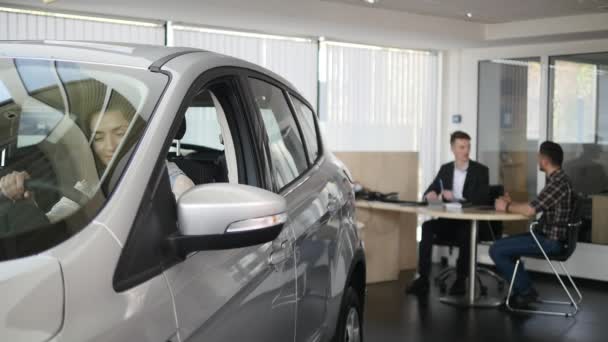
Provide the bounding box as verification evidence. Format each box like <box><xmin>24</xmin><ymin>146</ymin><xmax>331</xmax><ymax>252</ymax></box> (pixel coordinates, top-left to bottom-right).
<box><xmin>168</xmin><ymin>183</ymin><xmax>287</xmax><ymax>257</ymax></box>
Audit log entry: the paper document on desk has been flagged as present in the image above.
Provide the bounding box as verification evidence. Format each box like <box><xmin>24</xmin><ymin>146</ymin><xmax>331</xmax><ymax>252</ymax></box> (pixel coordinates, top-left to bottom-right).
<box><xmin>444</xmin><ymin>202</ymin><xmax>463</xmax><ymax>211</ymax></box>
<box><xmin>426</xmin><ymin>197</ymin><xmax>443</xmax><ymax>206</ymax></box>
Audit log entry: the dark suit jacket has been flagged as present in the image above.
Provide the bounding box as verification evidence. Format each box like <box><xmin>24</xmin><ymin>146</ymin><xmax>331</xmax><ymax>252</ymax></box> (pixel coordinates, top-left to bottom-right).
<box><xmin>424</xmin><ymin>160</ymin><xmax>490</xmax><ymax>205</ymax></box>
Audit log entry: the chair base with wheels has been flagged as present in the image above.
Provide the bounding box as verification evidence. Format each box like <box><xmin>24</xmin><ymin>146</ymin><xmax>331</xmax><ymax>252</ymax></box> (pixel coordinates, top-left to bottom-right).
<box><xmin>435</xmin><ymin>185</ymin><xmax>507</xmax><ymax>295</ymax></box>
<box><xmin>435</xmin><ymin>220</ymin><xmax>506</xmax><ymax>293</ymax></box>
<box><xmin>434</xmin><ymin>264</ymin><xmax>506</xmax><ymax>296</ymax></box>
<box><xmin>505</xmin><ymin>221</ymin><xmax>583</xmax><ymax>317</ymax></box>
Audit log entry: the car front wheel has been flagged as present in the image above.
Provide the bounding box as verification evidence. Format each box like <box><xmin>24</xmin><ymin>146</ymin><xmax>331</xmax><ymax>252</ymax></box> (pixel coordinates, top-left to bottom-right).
<box><xmin>335</xmin><ymin>287</ymin><xmax>362</xmax><ymax>342</ymax></box>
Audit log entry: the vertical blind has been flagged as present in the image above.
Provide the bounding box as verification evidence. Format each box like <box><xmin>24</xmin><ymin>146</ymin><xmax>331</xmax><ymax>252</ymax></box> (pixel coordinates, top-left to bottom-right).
<box><xmin>171</xmin><ymin>26</ymin><xmax>318</xmax><ymax>107</ymax></box>
<box><xmin>0</xmin><ymin>9</ymin><xmax>165</xmax><ymax>45</ymax></box>
<box><xmin>318</xmin><ymin>41</ymin><xmax>440</xmax><ymax>192</ymax></box>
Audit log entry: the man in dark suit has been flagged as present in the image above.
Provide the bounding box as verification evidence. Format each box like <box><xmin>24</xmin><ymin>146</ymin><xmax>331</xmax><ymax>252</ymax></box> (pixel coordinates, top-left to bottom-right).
<box><xmin>406</xmin><ymin>131</ymin><xmax>490</xmax><ymax>296</ymax></box>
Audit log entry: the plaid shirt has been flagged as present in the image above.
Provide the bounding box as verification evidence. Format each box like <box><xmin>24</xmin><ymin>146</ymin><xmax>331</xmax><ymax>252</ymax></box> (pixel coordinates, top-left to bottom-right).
<box><xmin>530</xmin><ymin>169</ymin><xmax>573</xmax><ymax>241</ymax></box>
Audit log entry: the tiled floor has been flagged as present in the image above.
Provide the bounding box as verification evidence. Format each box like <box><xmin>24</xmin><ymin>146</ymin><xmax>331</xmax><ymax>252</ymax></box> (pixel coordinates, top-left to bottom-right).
<box><xmin>364</xmin><ymin>267</ymin><xmax>608</xmax><ymax>342</ymax></box>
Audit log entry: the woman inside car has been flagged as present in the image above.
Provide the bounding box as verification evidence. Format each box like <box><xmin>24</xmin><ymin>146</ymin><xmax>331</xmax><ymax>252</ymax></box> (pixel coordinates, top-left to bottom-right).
<box><xmin>0</xmin><ymin>96</ymin><xmax>194</xmax><ymax>223</ymax></box>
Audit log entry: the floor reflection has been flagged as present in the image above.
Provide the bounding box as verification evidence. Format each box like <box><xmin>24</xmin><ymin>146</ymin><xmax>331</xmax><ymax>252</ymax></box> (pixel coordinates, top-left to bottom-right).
<box><xmin>364</xmin><ymin>266</ymin><xmax>608</xmax><ymax>342</ymax></box>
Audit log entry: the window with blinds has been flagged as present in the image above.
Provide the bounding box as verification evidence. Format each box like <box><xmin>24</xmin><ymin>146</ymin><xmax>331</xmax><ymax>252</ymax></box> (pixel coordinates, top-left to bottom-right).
<box><xmin>318</xmin><ymin>41</ymin><xmax>439</xmax><ymax>152</ymax></box>
<box><xmin>170</xmin><ymin>26</ymin><xmax>318</xmax><ymax>107</ymax></box>
<box><xmin>0</xmin><ymin>8</ymin><xmax>164</xmax><ymax>45</ymax></box>
<box><xmin>318</xmin><ymin>41</ymin><xmax>440</xmax><ymax>194</ymax></box>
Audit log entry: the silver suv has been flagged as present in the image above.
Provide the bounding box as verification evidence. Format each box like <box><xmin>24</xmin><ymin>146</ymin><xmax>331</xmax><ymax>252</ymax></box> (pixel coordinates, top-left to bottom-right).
<box><xmin>0</xmin><ymin>41</ymin><xmax>365</xmax><ymax>342</ymax></box>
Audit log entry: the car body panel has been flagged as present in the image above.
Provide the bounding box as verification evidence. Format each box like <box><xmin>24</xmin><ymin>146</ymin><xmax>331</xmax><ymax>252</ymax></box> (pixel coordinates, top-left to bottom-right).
<box><xmin>0</xmin><ymin>255</ymin><xmax>64</xmax><ymax>342</ymax></box>
<box><xmin>285</xmin><ymin>161</ymin><xmax>337</xmax><ymax>342</ymax></box>
<box><xmin>290</xmin><ymin>153</ymin><xmax>361</xmax><ymax>342</ymax></box>
<box><xmin>44</xmin><ymin>222</ymin><xmax>177</xmax><ymax>342</ymax></box>
<box><xmin>0</xmin><ymin>41</ymin><xmax>198</xmax><ymax>69</ymax></box>
<box><xmin>163</xmin><ymin>224</ymin><xmax>297</xmax><ymax>341</ymax></box>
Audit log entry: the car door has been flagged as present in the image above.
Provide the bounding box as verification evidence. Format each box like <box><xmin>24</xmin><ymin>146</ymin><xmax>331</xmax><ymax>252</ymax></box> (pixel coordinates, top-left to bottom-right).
<box><xmin>288</xmin><ymin>93</ymin><xmax>344</xmax><ymax>342</ymax></box>
<box><xmin>244</xmin><ymin>75</ymin><xmax>341</xmax><ymax>342</ymax></box>
<box><xmin>161</xmin><ymin>73</ymin><xmax>297</xmax><ymax>342</ymax></box>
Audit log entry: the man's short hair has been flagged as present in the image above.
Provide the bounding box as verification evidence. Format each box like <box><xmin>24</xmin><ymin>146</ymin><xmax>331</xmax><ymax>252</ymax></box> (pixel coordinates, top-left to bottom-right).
<box><xmin>450</xmin><ymin>131</ymin><xmax>471</xmax><ymax>145</ymax></box>
<box><xmin>539</xmin><ymin>141</ymin><xmax>564</xmax><ymax>167</ymax></box>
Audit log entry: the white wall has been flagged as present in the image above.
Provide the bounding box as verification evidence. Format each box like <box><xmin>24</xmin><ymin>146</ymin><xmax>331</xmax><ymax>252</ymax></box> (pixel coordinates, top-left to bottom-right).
<box><xmin>486</xmin><ymin>12</ymin><xmax>608</xmax><ymax>41</ymax></box>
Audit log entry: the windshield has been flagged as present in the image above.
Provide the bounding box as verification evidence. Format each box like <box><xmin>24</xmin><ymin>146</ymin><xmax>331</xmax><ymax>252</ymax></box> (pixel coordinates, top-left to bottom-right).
<box><xmin>0</xmin><ymin>57</ymin><xmax>168</xmax><ymax>261</ymax></box>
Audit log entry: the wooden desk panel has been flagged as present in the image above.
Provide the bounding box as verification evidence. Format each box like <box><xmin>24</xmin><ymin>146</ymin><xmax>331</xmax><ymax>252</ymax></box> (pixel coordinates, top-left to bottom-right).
<box><xmin>335</xmin><ymin>152</ymin><xmax>419</xmax><ymax>284</ymax></box>
<box><xmin>592</xmin><ymin>195</ymin><xmax>608</xmax><ymax>244</ymax></box>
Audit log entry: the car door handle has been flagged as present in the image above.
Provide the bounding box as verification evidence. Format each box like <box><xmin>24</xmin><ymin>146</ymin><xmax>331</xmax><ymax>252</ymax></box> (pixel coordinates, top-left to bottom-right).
<box><xmin>269</xmin><ymin>240</ymin><xmax>292</xmax><ymax>266</ymax></box>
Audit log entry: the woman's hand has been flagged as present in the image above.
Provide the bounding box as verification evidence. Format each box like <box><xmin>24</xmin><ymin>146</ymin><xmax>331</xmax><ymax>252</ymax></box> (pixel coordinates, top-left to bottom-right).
<box><xmin>0</xmin><ymin>171</ymin><xmax>31</xmax><ymax>201</ymax></box>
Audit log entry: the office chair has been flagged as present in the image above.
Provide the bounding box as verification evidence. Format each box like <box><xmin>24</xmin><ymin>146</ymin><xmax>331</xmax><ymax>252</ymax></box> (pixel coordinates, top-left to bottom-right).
<box><xmin>434</xmin><ymin>185</ymin><xmax>506</xmax><ymax>295</ymax></box>
<box><xmin>432</xmin><ymin>235</ymin><xmax>464</xmax><ymax>294</ymax></box>
<box><xmin>506</xmin><ymin>195</ymin><xmax>583</xmax><ymax>317</ymax></box>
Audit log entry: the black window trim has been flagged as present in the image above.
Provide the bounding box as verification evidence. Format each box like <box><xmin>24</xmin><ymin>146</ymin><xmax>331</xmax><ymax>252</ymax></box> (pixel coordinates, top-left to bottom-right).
<box><xmin>283</xmin><ymin>89</ymin><xmax>312</xmax><ymax>168</ymax></box>
<box><xmin>242</xmin><ymin>72</ymin><xmax>314</xmax><ymax>194</ymax></box>
<box><xmin>286</xmin><ymin>91</ymin><xmax>324</xmax><ymax>167</ymax></box>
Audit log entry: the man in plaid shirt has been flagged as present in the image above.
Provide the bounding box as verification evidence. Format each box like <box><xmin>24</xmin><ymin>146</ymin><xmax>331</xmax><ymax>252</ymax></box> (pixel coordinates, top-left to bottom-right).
<box><xmin>491</xmin><ymin>141</ymin><xmax>573</xmax><ymax>308</ymax></box>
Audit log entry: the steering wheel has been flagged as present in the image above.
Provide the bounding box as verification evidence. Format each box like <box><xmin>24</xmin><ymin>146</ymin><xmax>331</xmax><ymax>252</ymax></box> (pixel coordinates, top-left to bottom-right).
<box><xmin>25</xmin><ymin>179</ymin><xmax>90</xmax><ymax>207</ymax></box>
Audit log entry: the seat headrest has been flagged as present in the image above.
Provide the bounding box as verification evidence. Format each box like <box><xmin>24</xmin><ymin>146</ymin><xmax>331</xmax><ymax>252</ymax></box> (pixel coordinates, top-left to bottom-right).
<box><xmin>175</xmin><ymin>118</ymin><xmax>186</xmax><ymax>140</ymax></box>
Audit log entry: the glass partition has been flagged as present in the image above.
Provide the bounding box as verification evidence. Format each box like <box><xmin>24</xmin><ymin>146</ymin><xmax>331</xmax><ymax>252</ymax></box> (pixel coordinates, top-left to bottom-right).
<box><xmin>549</xmin><ymin>52</ymin><xmax>608</xmax><ymax>245</ymax></box>
<box><xmin>478</xmin><ymin>58</ymin><xmax>541</xmax><ymax>235</ymax></box>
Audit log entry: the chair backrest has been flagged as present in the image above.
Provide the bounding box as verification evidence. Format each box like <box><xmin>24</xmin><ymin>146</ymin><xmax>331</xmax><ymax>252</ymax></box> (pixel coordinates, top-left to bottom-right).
<box><xmin>479</xmin><ymin>184</ymin><xmax>504</xmax><ymax>242</ymax></box>
<box><xmin>561</xmin><ymin>193</ymin><xmax>583</xmax><ymax>260</ymax></box>
<box><xmin>433</xmin><ymin>234</ymin><xmax>459</xmax><ymax>247</ymax></box>
<box><xmin>489</xmin><ymin>184</ymin><xmax>504</xmax><ymax>203</ymax></box>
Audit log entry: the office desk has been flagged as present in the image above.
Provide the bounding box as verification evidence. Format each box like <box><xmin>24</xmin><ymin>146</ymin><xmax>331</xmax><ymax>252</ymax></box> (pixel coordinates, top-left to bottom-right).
<box><xmin>356</xmin><ymin>200</ymin><xmax>528</xmax><ymax>308</ymax></box>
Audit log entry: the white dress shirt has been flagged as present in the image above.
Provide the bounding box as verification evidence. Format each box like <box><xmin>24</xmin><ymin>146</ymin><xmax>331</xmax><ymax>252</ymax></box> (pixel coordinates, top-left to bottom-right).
<box><xmin>453</xmin><ymin>162</ymin><xmax>469</xmax><ymax>201</ymax></box>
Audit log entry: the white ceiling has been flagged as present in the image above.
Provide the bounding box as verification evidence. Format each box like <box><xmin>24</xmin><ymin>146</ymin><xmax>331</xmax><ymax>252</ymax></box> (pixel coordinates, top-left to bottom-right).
<box><xmin>324</xmin><ymin>0</ymin><xmax>608</xmax><ymax>23</ymax></box>
<box><xmin>0</xmin><ymin>0</ymin><xmax>488</xmax><ymax>50</ymax></box>
<box><xmin>2</xmin><ymin>0</ymin><xmax>608</xmax><ymax>50</ymax></box>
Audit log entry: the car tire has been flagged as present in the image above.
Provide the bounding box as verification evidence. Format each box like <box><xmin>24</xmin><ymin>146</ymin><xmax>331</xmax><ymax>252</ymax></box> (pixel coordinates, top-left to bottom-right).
<box><xmin>334</xmin><ymin>286</ymin><xmax>363</xmax><ymax>342</ymax></box>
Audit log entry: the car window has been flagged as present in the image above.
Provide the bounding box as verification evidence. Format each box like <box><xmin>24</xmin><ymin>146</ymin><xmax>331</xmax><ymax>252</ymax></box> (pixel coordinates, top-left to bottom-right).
<box><xmin>181</xmin><ymin>106</ymin><xmax>224</xmax><ymax>151</ymax></box>
<box><xmin>0</xmin><ymin>58</ymin><xmax>167</xmax><ymax>262</ymax></box>
<box><xmin>15</xmin><ymin>59</ymin><xmax>66</xmax><ymax>114</ymax></box>
<box><xmin>290</xmin><ymin>95</ymin><xmax>320</xmax><ymax>163</ymax></box>
<box><xmin>171</xmin><ymin>87</ymin><xmax>239</xmax><ymax>185</ymax></box>
<box><xmin>249</xmin><ymin>78</ymin><xmax>308</xmax><ymax>190</ymax></box>
<box><xmin>0</xmin><ymin>81</ymin><xmax>10</xmax><ymax>104</ymax></box>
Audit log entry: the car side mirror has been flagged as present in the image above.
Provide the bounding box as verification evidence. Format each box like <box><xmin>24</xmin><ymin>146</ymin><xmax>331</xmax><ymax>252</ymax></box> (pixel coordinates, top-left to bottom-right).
<box><xmin>167</xmin><ymin>183</ymin><xmax>287</xmax><ymax>257</ymax></box>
